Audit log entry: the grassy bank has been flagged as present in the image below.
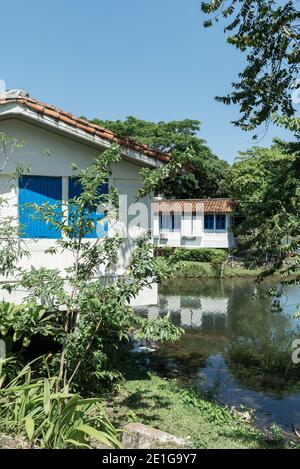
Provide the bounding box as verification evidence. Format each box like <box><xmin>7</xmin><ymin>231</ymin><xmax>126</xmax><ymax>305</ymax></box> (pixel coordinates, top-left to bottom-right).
<box><xmin>106</xmin><ymin>372</ymin><xmax>292</xmax><ymax>449</ymax></box>
<box><xmin>175</xmin><ymin>261</ymin><xmax>262</xmax><ymax>278</ymax></box>
<box><xmin>156</xmin><ymin>257</ymin><xmax>262</xmax><ymax>278</ymax></box>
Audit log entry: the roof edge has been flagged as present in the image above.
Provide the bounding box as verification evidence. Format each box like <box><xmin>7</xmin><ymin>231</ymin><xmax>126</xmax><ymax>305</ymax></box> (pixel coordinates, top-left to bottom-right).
<box><xmin>153</xmin><ymin>198</ymin><xmax>239</xmax><ymax>214</ymax></box>
<box><xmin>0</xmin><ymin>95</ymin><xmax>170</xmax><ymax>166</ymax></box>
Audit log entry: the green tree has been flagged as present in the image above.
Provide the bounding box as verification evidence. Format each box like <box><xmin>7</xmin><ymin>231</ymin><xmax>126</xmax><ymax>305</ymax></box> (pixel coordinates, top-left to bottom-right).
<box><xmin>90</xmin><ymin>116</ymin><xmax>229</xmax><ymax>198</ymax></box>
<box><xmin>0</xmin><ymin>136</ymin><xmax>183</xmax><ymax>393</ymax></box>
<box><xmin>229</xmin><ymin>139</ymin><xmax>300</xmax><ymax>276</ymax></box>
<box><xmin>201</xmin><ymin>0</ymin><xmax>300</xmax><ymax>282</ymax></box>
<box><xmin>201</xmin><ymin>0</ymin><xmax>300</xmax><ymax>132</ymax></box>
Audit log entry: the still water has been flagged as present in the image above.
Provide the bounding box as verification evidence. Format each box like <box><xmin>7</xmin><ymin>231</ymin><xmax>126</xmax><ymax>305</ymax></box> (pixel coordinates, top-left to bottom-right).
<box><xmin>139</xmin><ymin>278</ymin><xmax>300</xmax><ymax>432</ymax></box>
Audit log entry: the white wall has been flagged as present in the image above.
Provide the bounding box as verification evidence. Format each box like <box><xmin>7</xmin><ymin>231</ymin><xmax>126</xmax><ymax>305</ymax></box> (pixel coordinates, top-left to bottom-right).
<box><xmin>153</xmin><ymin>212</ymin><xmax>235</xmax><ymax>249</ymax></box>
<box><xmin>0</xmin><ymin>119</ymin><xmax>155</xmax><ymax>306</ymax></box>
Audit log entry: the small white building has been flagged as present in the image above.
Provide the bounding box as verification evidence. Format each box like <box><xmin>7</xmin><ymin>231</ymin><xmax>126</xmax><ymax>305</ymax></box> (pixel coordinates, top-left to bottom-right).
<box><xmin>153</xmin><ymin>198</ymin><xmax>237</xmax><ymax>249</ymax></box>
<box><xmin>0</xmin><ymin>90</ymin><xmax>168</xmax><ymax>305</ymax></box>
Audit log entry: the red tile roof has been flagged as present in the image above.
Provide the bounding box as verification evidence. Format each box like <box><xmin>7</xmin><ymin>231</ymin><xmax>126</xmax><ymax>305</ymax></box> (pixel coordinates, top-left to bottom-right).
<box><xmin>154</xmin><ymin>199</ymin><xmax>238</xmax><ymax>214</ymax></box>
<box><xmin>0</xmin><ymin>95</ymin><xmax>170</xmax><ymax>164</ymax></box>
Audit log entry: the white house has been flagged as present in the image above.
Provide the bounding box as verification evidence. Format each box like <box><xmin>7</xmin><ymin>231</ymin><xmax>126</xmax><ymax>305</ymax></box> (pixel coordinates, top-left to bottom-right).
<box><xmin>0</xmin><ymin>89</ymin><xmax>168</xmax><ymax>305</ymax></box>
<box><xmin>153</xmin><ymin>198</ymin><xmax>238</xmax><ymax>249</ymax></box>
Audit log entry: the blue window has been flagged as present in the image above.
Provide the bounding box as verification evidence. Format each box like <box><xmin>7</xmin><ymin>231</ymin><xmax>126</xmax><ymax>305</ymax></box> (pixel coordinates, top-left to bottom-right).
<box><xmin>216</xmin><ymin>214</ymin><xmax>226</xmax><ymax>230</ymax></box>
<box><xmin>68</xmin><ymin>177</ymin><xmax>108</xmax><ymax>238</ymax></box>
<box><xmin>204</xmin><ymin>214</ymin><xmax>214</xmax><ymax>230</ymax></box>
<box><xmin>170</xmin><ymin>211</ymin><xmax>175</xmax><ymax>231</ymax></box>
<box><xmin>19</xmin><ymin>176</ymin><xmax>62</xmax><ymax>238</ymax></box>
<box><xmin>191</xmin><ymin>211</ymin><xmax>196</xmax><ymax>234</ymax></box>
<box><xmin>159</xmin><ymin>211</ymin><xmax>163</xmax><ymax>231</ymax></box>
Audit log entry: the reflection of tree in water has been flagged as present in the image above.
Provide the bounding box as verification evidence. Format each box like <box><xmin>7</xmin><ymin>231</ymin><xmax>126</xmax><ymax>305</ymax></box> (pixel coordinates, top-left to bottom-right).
<box><xmin>154</xmin><ymin>330</ymin><xmax>229</xmax><ymax>378</ymax></box>
<box><xmin>162</xmin><ymin>278</ymin><xmax>230</xmax><ymax>299</ymax></box>
<box><xmin>225</xmin><ymin>281</ymin><xmax>300</xmax><ymax>397</ymax></box>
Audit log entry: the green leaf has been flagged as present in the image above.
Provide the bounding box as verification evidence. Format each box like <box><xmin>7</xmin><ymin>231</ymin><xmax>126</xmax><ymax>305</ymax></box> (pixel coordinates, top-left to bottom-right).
<box><xmin>43</xmin><ymin>379</ymin><xmax>51</xmax><ymax>415</ymax></box>
<box><xmin>23</xmin><ymin>336</ymin><xmax>31</xmax><ymax>347</ymax></box>
<box><xmin>25</xmin><ymin>415</ymin><xmax>35</xmax><ymax>441</ymax></box>
<box><xmin>65</xmin><ymin>438</ymin><xmax>91</xmax><ymax>449</ymax></box>
<box><xmin>77</xmin><ymin>424</ymin><xmax>121</xmax><ymax>448</ymax></box>
<box><xmin>44</xmin><ymin>421</ymin><xmax>54</xmax><ymax>444</ymax></box>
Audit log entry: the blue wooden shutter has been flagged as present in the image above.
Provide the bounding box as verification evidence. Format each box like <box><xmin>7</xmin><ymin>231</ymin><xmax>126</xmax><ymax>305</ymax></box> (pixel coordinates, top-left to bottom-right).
<box><xmin>19</xmin><ymin>176</ymin><xmax>62</xmax><ymax>238</ymax></box>
<box><xmin>159</xmin><ymin>211</ymin><xmax>163</xmax><ymax>231</ymax></box>
<box><xmin>68</xmin><ymin>177</ymin><xmax>108</xmax><ymax>238</ymax></box>
<box><xmin>170</xmin><ymin>211</ymin><xmax>175</xmax><ymax>231</ymax></box>
<box><xmin>191</xmin><ymin>211</ymin><xmax>196</xmax><ymax>234</ymax></box>
<box><xmin>216</xmin><ymin>214</ymin><xmax>226</xmax><ymax>230</ymax></box>
<box><xmin>204</xmin><ymin>214</ymin><xmax>214</xmax><ymax>230</ymax></box>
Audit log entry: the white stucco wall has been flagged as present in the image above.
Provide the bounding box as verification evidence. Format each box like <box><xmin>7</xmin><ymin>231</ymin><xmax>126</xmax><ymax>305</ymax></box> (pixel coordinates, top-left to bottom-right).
<box><xmin>153</xmin><ymin>212</ymin><xmax>235</xmax><ymax>249</ymax></box>
<box><xmin>0</xmin><ymin>118</ymin><xmax>155</xmax><ymax>306</ymax></box>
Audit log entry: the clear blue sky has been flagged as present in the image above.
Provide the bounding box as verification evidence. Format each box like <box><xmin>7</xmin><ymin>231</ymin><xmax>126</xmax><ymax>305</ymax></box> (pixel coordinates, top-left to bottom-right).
<box><xmin>1</xmin><ymin>0</ymin><xmax>292</xmax><ymax>163</ymax></box>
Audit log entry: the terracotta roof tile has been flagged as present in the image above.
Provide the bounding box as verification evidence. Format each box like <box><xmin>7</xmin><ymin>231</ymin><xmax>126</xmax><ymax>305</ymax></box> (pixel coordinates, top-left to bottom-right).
<box><xmin>1</xmin><ymin>95</ymin><xmax>170</xmax><ymax>163</ymax></box>
<box><xmin>44</xmin><ymin>109</ymin><xmax>60</xmax><ymax>119</ymax></box>
<box><xmin>154</xmin><ymin>199</ymin><xmax>238</xmax><ymax>214</ymax></box>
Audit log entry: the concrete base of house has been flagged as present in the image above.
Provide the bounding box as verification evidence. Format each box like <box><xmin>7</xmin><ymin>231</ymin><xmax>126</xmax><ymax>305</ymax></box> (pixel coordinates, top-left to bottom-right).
<box><xmin>0</xmin><ymin>280</ymin><xmax>158</xmax><ymax>308</ymax></box>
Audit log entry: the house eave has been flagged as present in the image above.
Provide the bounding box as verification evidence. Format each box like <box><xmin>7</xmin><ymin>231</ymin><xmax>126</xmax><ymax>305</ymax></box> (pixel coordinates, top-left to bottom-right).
<box><xmin>0</xmin><ymin>102</ymin><xmax>163</xmax><ymax>169</ymax></box>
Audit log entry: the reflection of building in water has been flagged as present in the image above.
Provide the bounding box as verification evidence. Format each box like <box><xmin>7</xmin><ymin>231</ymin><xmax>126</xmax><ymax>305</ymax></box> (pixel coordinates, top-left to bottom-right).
<box><xmin>146</xmin><ymin>294</ymin><xmax>229</xmax><ymax>331</ymax></box>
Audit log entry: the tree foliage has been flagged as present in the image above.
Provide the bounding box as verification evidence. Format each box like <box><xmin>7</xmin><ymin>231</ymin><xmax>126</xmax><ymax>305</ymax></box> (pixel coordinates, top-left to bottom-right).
<box><xmin>229</xmin><ymin>138</ymin><xmax>300</xmax><ymax>280</ymax></box>
<box><xmin>90</xmin><ymin>116</ymin><xmax>229</xmax><ymax>198</ymax></box>
<box><xmin>0</xmin><ymin>137</ymin><xmax>183</xmax><ymax>394</ymax></box>
<box><xmin>0</xmin><ymin>360</ymin><xmax>121</xmax><ymax>448</ymax></box>
<box><xmin>201</xmin><ymin>0</ymin><xmax>300</xmax><ymax>132</ymax></box>
<box><xmin>201</xmin><ymin>0</ymin><xmax>300</xmax><ymax>289</ymax></box>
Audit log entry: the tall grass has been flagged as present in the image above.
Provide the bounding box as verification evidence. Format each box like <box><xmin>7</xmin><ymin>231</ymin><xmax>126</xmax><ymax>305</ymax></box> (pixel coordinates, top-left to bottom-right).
<box><xmin>0</xmin><ymin>358</ymin><xmax>121</xmax><ymax>448</ymax></box>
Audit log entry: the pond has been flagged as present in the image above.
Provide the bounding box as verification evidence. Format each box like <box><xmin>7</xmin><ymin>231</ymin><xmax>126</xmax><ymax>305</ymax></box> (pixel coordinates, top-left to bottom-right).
<box><xmin>138</xmin><ymin>278</ymin><xmax>300</xmax><ymax>432</ymax></box>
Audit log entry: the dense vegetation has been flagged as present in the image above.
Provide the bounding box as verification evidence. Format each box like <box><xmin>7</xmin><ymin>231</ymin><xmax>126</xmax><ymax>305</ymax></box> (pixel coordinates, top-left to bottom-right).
<box><xmin>154</xmin><ymin>247</ymin><xmax>227</xmax><ymax>263</ymax></box>
<box><xmin>201</xmin><ymin>0</ymin><xmax>300</xmax><ymax>132</ymax></box>
<box><xmin>89</xmin><ymin>116</ymin><xmax>229</xmax><ymax>199</ymax></box>
<box><xmin>107</xmin><ymin>364</ymin><xmax>294</xmax><ymax>449</ymax></box>
<box><xmin>228</xmin><ymin>143</ymin><xmax>300</xmax><ymax>273</ymax></box>
<box><xmin>202</xmin><ymin>0</ymin><xmax>300</xmax><ymax>286</ymax></box>
<box><xmin>0</xmin><ymin>136</ymin><xmax>183</xmax><ymax>448</ymax></box>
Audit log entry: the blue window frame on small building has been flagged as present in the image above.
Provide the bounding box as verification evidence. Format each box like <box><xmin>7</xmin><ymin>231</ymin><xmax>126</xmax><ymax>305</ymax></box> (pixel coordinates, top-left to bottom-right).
<box><xmin>159</xmin><ymin>211</ymin><xmax>163</xmax><ymax>231</ymax></box>
<box><xmin>216</xmin><ymin>214</ymin><xmax>226</xmax><ymax>230</ymax></box>
<box><xmin>204</xmin><ymin>214</ymin><xmax>214</xmax><ymax>230</ymax></box>
<box><xmin>204</xmin><ymin>213</ymin><xmax>227</xmax><ymax>231</ymax></box>
<box><xmin>170</xmin><ymin>211</ymin><xmax>175</xmax><ymax>231</ymax></box>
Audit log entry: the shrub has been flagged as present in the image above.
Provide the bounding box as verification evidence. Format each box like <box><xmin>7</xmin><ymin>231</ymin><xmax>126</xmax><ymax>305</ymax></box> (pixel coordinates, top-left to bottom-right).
<box><xmin>0</xmin><ymin>301</ymin><xmax>59</xmax><ymax>348</ymax></box>
<box><xmin>210</xmin><ymin>257</ymin><xmax>225</xmax><ymax>277</ymax></box>
<box><xmin>0</xmin><ymin>144</ymin><xmax>183</xmax><ymax>394</ymax></box>
<box><xmin>173</xmin><ymin>261</ymin><xmax>214</xmax><ymax>278</ymax></box>
<box><xmin>0</xmin><ymin>358</ymin><xmax>121</xmax><ymax>449</ymax></box>
<box><xmin>154</xmin><ymin>246</ymin><xmax>175</xmax><ymax>258</ymax></box>
<box><xmin>155</xmin><ymin>247</ymin><xmax>227</xmax><ymax>263</ymax></box>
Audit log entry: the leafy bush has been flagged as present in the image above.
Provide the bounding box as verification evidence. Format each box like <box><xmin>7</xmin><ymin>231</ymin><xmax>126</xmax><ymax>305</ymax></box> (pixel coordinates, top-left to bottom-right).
<box><xmin>0</xmin><ymin>359</ymin><xmax>121</xmax><ymax>449</ymax></box>
<box><xmin>178</xmin><ymin>387</ymin><xmax>237</xmax><ymax>425</ymax></box>
<box><xmin>173</xmin><ymin>261</ymin><xmax>215</xmax><ymax>278</ymax></box>
<box><xmin>154</xmin><ymin>246</ymin><xmax>175</xmax><ymax>259</ymax></box>
<box><xmin>0</xmin><ymin>142</ymin><xmax>183</xmax><ymax>394</ymax></box>
<box><xmin>155</xmin><ymin>247</ymin><xmax>227</xmax><ymax>263</ymax></box>
<box><xmin>210</xmin><ymin>257</ymin><xmax>224</xmax><ymax>277</ymax></box>
<box><xmin>0</xmin><ymin>301</ymin><xmax>59</xmax><ymax>348</ymax></box>
<box><xmin>134</xmin><ymin>313</ymin><xmax>184</xmax><ymax>341</ymax></box>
